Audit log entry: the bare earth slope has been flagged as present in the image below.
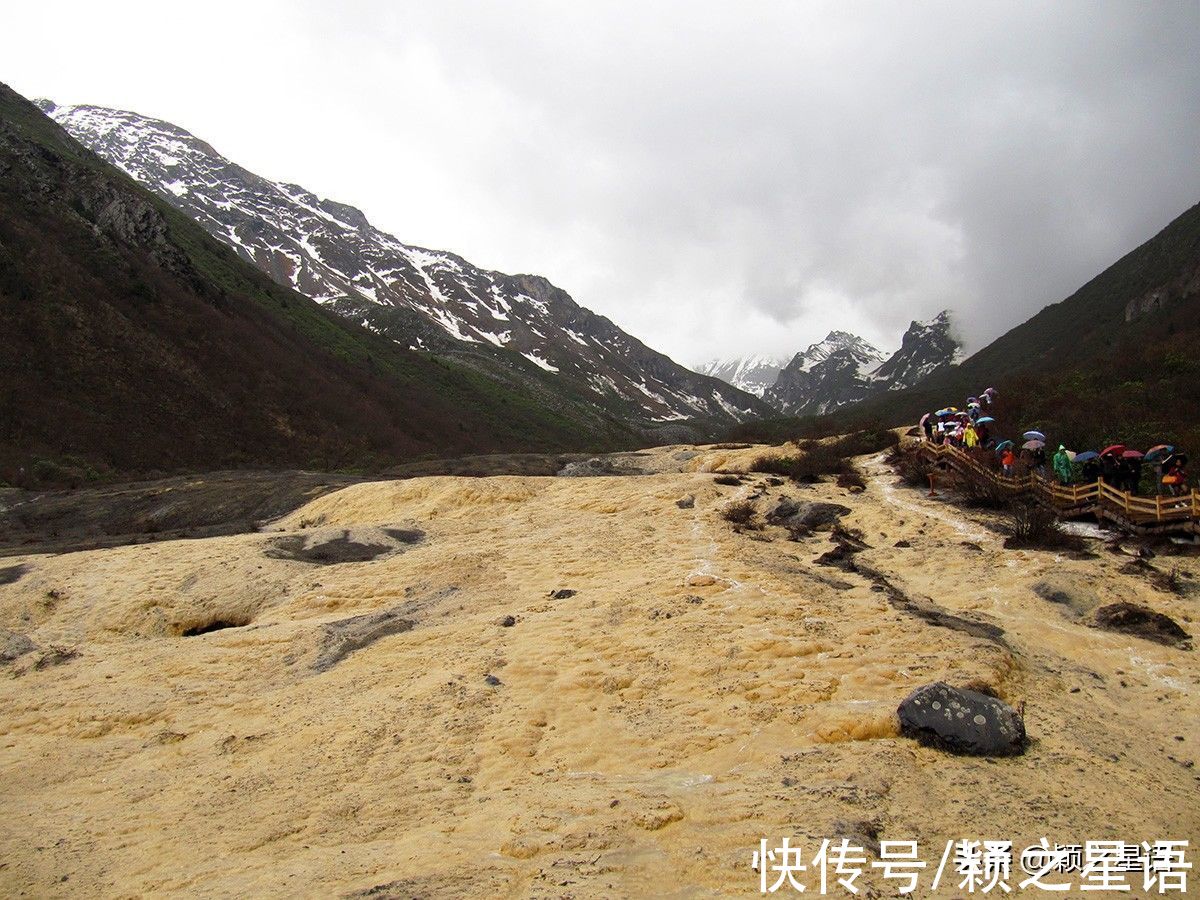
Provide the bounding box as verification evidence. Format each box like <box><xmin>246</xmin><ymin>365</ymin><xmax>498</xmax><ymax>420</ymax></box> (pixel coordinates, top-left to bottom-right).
<box><xmin>0</xmin><ymin>446</ymin><xmax>1196</xmax><ymax>896</ymax></box>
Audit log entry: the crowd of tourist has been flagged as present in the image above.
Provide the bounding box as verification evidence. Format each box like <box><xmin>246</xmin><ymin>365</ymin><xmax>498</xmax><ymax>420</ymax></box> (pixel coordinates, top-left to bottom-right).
<box><xmin>918</xmin><ymin>389</ymin><xmax>1190</xmax><ymax>497</ymax></box>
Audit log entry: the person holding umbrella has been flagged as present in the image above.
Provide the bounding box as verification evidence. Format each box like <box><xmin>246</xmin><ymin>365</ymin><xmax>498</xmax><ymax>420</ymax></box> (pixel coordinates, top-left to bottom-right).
<box><xmin>1163</xmin><ymin>453</ymin><xmax>1188</xmax><ymax>497</ymax></box>
<box><xmin>1000</xmin><ymin>444</ymin><xmax>1017</xmax><ymax>477</ymax></box>
<box><xmin>1052</xmin><ymin>445</ymin><xmax>1073</xmax><ymax>485</ymax></box>
<box><xmin>1076</xmin><ymin>451</ymin><xmax>1101</xmax><ymax>484</ymax></box>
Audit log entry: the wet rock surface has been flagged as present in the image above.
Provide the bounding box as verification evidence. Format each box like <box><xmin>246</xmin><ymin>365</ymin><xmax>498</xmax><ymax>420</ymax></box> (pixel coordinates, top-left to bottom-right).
<box><xmin>898</xmin><ymin>682</ymin><xmax>1027</xmax><ymax>756</ymax></box>
<box><xmin>1032</xmin><ymin>577</ymin><xmax>1100</xmax><ymax>617</ymax></box>
<box><xmin>0</xmin><ymin>564</ymin><xmax>29</xmax><ymax>585</ymax></box>
<box><xmin>557</xmin><ymin>457</ymin><xmax>641</xmax><ymax>477</ymax></box>
<box><xmin>1093</xmin><ymin>602</ymin><xmax>1192</xmax><ymax>649</ymax></box>
<box><xmin>0</xmin><ymin>629</ymin><xmax>37</xmax><ymax>664</ymax></box>
<box><xmin>266</xmin><ymin>527</ymin><xmax>424</xmax><ymax>565</ymax></box>
<box><xmin>313</xmin><ymin>607</ymin><xmax>417</xmax><ymax>672</ymax></box>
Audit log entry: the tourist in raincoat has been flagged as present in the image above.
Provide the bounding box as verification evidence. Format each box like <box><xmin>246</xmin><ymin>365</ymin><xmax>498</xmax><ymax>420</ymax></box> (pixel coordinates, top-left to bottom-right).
<box><xmin>964</xmin><ymin>423</ymin><xmax>979</xmax><ymax>449</ymax></box>
<box><xmin>1052</xmin><ymin>445</ymin><xmax>1073</xmax><ymax>485</ymax></box>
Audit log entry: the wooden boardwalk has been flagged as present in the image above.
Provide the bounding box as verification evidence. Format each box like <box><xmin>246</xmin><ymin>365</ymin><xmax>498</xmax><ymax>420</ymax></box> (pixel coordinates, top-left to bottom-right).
<box><xmin>916</xmin><ymin>442</ymin><xmax>1199</xmax><ymax>536</ymax></box>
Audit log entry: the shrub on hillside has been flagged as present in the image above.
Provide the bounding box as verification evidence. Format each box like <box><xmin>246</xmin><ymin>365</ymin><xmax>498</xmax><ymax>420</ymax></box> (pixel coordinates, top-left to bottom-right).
<box><xmin>1003</xmin><ymin>500</ymin><xmax>1084</xmax><ymax>551</ymax></box>
<box><xmin>956</xmin><ymin>464</ymin><xmax>1012</xmax><ymax>510</ymax></box>
<box><xmin>721</xmin><ymin>500</ymin><xmax>758</xmax><ymax>528</ymax></box>
<box><xmin>830</xmin><ymin>428</ymin><xmax>900</xmax><ymax>457</ymax></box>
<box><xmin>889</xmin><ymin>446</ymin><xmax>934</xmax><ymax>488</ymax></box>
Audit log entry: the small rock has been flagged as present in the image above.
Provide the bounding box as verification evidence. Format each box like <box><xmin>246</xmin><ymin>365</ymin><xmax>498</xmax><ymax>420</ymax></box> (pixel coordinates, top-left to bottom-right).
<box><xmin>675</xmin><ymin>495</ymin><xmax>695</xmax><ymax>509</ymax></box>
<box><xmin>498</xmin><ymin>615</ymin><xmax>517</xmax><ymax>628</ymax></box>
<box><xmin>685</xmin><ymin>574</ymin><xmax>717</xmax><ymax>587</ymax></box>
<box><xmin>484</xmin><ymin>674</ymin><xmax>502</xmax><ymax>686</ymax></box>
<box><xmin>549</xmin><ymin>589</ymin><xmax>577</xmax><ymax>600</ymax></box>
<box><xmin>893</xmin><ymin>540</ymin><xmax>912</xmax><ymax>548</ymax></box>
<box><xmin>897</xmin><ymin>682</ymin><xmax>1027</xmax><ymax>756</ymax></box>
<box><xmin>960</xmin><ymin>541</ymin><xmax>983</xmax><ymax>552</ymax></box>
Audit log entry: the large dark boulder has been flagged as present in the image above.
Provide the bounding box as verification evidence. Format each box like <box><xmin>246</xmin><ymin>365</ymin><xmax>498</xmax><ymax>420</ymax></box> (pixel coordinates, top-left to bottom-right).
<box><xmin>897</xmin><ymin>682</ymin><xmax>1027</xmax><ymax>756</ymax></box>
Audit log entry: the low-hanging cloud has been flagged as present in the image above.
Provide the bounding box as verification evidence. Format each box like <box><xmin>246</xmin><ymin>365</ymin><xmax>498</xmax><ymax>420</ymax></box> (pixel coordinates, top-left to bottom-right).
<box><xmin>9</xmin><ymin>1</ymin><xmax>1200</xmax><ymax>364</ymax></box>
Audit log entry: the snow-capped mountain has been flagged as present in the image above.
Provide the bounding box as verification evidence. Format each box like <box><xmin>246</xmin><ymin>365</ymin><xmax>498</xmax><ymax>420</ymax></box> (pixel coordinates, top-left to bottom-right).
<box><xmin>713</xmin><ymin>314</ymin><xmax>961</xmax><ymax>416</ymax></box>
<box><xmin>40</xmin><ymin>101</ymin><xmax>762</xmax><ymax>425</ymax></box>
<box><xmin>764</xmin><ymin>332</ymin><xmax>887</xmax><ymax>415</ymax></box>
<box><xmin>697</xmin><ymin>355</ymin><xmax>789</xmax><ymax>398</ymax></box>
<box><xmin>867</xmin><ymin>310</ymin><xmax>962</xmax><ymax>392</ymax></box>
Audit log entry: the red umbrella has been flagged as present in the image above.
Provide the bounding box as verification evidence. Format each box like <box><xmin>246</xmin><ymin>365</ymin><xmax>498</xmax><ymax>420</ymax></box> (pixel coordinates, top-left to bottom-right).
<box><xmin>1100</xmin><ymin>444</ymin><xmax>1125</xmax><ymax>457</ymax></box>
<box><xmin>1121</xmin><ymin>450</ymin><xmax>1144</xmax><ymax>459</ymax></box>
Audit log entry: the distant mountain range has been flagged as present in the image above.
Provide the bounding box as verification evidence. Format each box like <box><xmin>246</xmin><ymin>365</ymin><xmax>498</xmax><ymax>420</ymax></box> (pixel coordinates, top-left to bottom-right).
<box><xmin>701</xmin><ymin>312</ymin><xmax>962</xmax><ymax>416</ymax></box>
<box><xmin>39</xmin><ymin>101</ymin><xmax>765</xmax><ymax>427</ymax></box>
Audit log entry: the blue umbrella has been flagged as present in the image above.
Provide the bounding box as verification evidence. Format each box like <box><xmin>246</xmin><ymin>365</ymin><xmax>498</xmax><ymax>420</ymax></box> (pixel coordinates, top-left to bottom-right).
<box><xmin>1023</xmin><ymin>430</ymin><xmax>1046</xmax><ymax>442</ymax></box>
<box><xmin>994</xmin><ymin>440</ymin><xmax>1014</xmax><ymax>452</ymax></box>
<box><xmin>1145</xmin><ymin>444</ymin><xmax>1175</xmax><ymax>462</ymax></box>
<box><xmin>976</xmin><ymin>416</ymin><xmax>995</xmax><ymax>424</ymax></box>
<box><xmin>1074</xmin><ymin>451</ymin><xmax>1099</xmax><ymax>462</ymax></box>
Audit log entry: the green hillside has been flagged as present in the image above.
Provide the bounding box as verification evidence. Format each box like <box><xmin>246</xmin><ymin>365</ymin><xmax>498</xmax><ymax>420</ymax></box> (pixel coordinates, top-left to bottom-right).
<box><xmin>0</xmin><ymin>83</ymin><xmax>641</xmax><ymax>483</ymax></box>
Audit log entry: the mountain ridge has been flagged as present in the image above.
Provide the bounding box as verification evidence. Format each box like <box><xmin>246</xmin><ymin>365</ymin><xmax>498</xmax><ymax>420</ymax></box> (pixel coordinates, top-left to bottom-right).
<box><xmin>39</xmin><ymin>100</ymin><xmax>766</xmax><ymax>426</ymax></box>
<box><xmin>0</xmin><ymin>82</ymin><xmax>653</xmax><ymax>481</ymax></box>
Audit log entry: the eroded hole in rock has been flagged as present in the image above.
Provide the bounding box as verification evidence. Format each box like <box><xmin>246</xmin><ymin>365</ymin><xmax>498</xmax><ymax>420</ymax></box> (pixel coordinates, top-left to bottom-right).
<box><xmin>180</xmin><ymin>615</ymin><xmax>252</xmax><ymax>637</ymax></box>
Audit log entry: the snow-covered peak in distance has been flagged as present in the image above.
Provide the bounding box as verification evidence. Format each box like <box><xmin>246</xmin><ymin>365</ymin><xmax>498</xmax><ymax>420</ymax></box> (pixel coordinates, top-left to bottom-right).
<box><xmin>697</xmin><ymin>354</ymin><xmax>790</xmax><ymax>398</ymax></box>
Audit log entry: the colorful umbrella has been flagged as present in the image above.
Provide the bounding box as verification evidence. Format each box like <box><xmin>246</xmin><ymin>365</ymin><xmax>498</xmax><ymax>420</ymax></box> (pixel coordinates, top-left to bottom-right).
<box><xmin>984</xmin><ymin>387</ymin><xmax>997</xmax><ymax>395</ymax></box>
<box><xmin>1074</xmin><ymin>451</ymin><xmax>1100</xmax><ymax>462</ymax></box>
<box><xmin>976</xmin><ymin>416</ymin><xmax>995</xmax><ymax>424</ymax></box>
<box><xmin>1065</xmin><ymin>450</ymin><xmax>1078</xmax><ymax>461</ymax></box>
<box><xmin>936</xmin><ymin>408</ymin><xmax>953</xmax><ymax>417</ymax></box>
<box><xmin>968</xmin><ymin>402</ymin><xmax>981</xmax><ymax>409</ymax></box>
<box><xmin>1023</xmin><ymin>440</ymin><xmax>1045</xmax><ymax>450</ymax></box>
<box><xmin>1145</xmin><ymin>444</ymin><xmax>1175</xmax><ymax>461</ymax></box>
<box><xmin>1122</xmin><ymin>449</ymin><xmax>1145</xmax><ymax>459</ymax></box>
<box><xmin>919</xmin><ymin>413</ymin><xmax>931</xmax><ymax>427</ymax></box>
<box><xmin>1100</xmin><ymin>444</ymin><xmax>1126</xmax><ymax>457</ymax></box>
<box><xmin>1023</xmin><ymin>430</ymin><xmax>1046</xmax><ymax>442</ymax></box>
<box><xmin>967</xmin><ymin>396</ymin><xmax>978</xmax><ymax>403</ymax></box>
<box><xmin>994</xmin><ymin>440</ymin><xmax>1013</xmax><ymax>452</ymax></box>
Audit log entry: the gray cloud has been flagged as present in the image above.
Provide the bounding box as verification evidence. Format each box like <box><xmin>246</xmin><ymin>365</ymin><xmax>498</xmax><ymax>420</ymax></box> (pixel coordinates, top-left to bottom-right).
<box><xmin>8</xmin><ymin>1</ymin><xmax>1200</xmax><ymax>364</ymax></box>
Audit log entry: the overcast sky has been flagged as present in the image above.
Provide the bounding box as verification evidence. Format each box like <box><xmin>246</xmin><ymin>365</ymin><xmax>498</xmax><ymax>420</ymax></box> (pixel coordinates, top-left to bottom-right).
<box><xmin>8</xmin><ymin>1</ymin><xmax>1200</xmax><ymax>365</ymax></box>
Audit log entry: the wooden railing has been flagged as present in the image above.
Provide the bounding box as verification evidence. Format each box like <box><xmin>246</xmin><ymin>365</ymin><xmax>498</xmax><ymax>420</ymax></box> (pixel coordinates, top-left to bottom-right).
<box><xmin>916</xmin><ymin>442</ymin><xmax>1199</xmax><ymax>530</ymax></box>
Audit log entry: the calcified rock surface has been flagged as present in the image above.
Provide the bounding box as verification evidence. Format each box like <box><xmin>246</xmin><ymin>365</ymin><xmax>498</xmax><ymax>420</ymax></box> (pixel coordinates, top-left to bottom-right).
<box><xmin>1</xmin><ymin>446</ymin><xmax>1197</xmax><ymax>896</ymax></box>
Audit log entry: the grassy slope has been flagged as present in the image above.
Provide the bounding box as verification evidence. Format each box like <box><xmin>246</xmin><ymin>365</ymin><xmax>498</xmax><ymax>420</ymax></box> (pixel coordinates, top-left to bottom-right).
<box><xmin>0</xmin><ymin>84</ymin><xmax>641</xmax><ymax>481</ymax></box>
